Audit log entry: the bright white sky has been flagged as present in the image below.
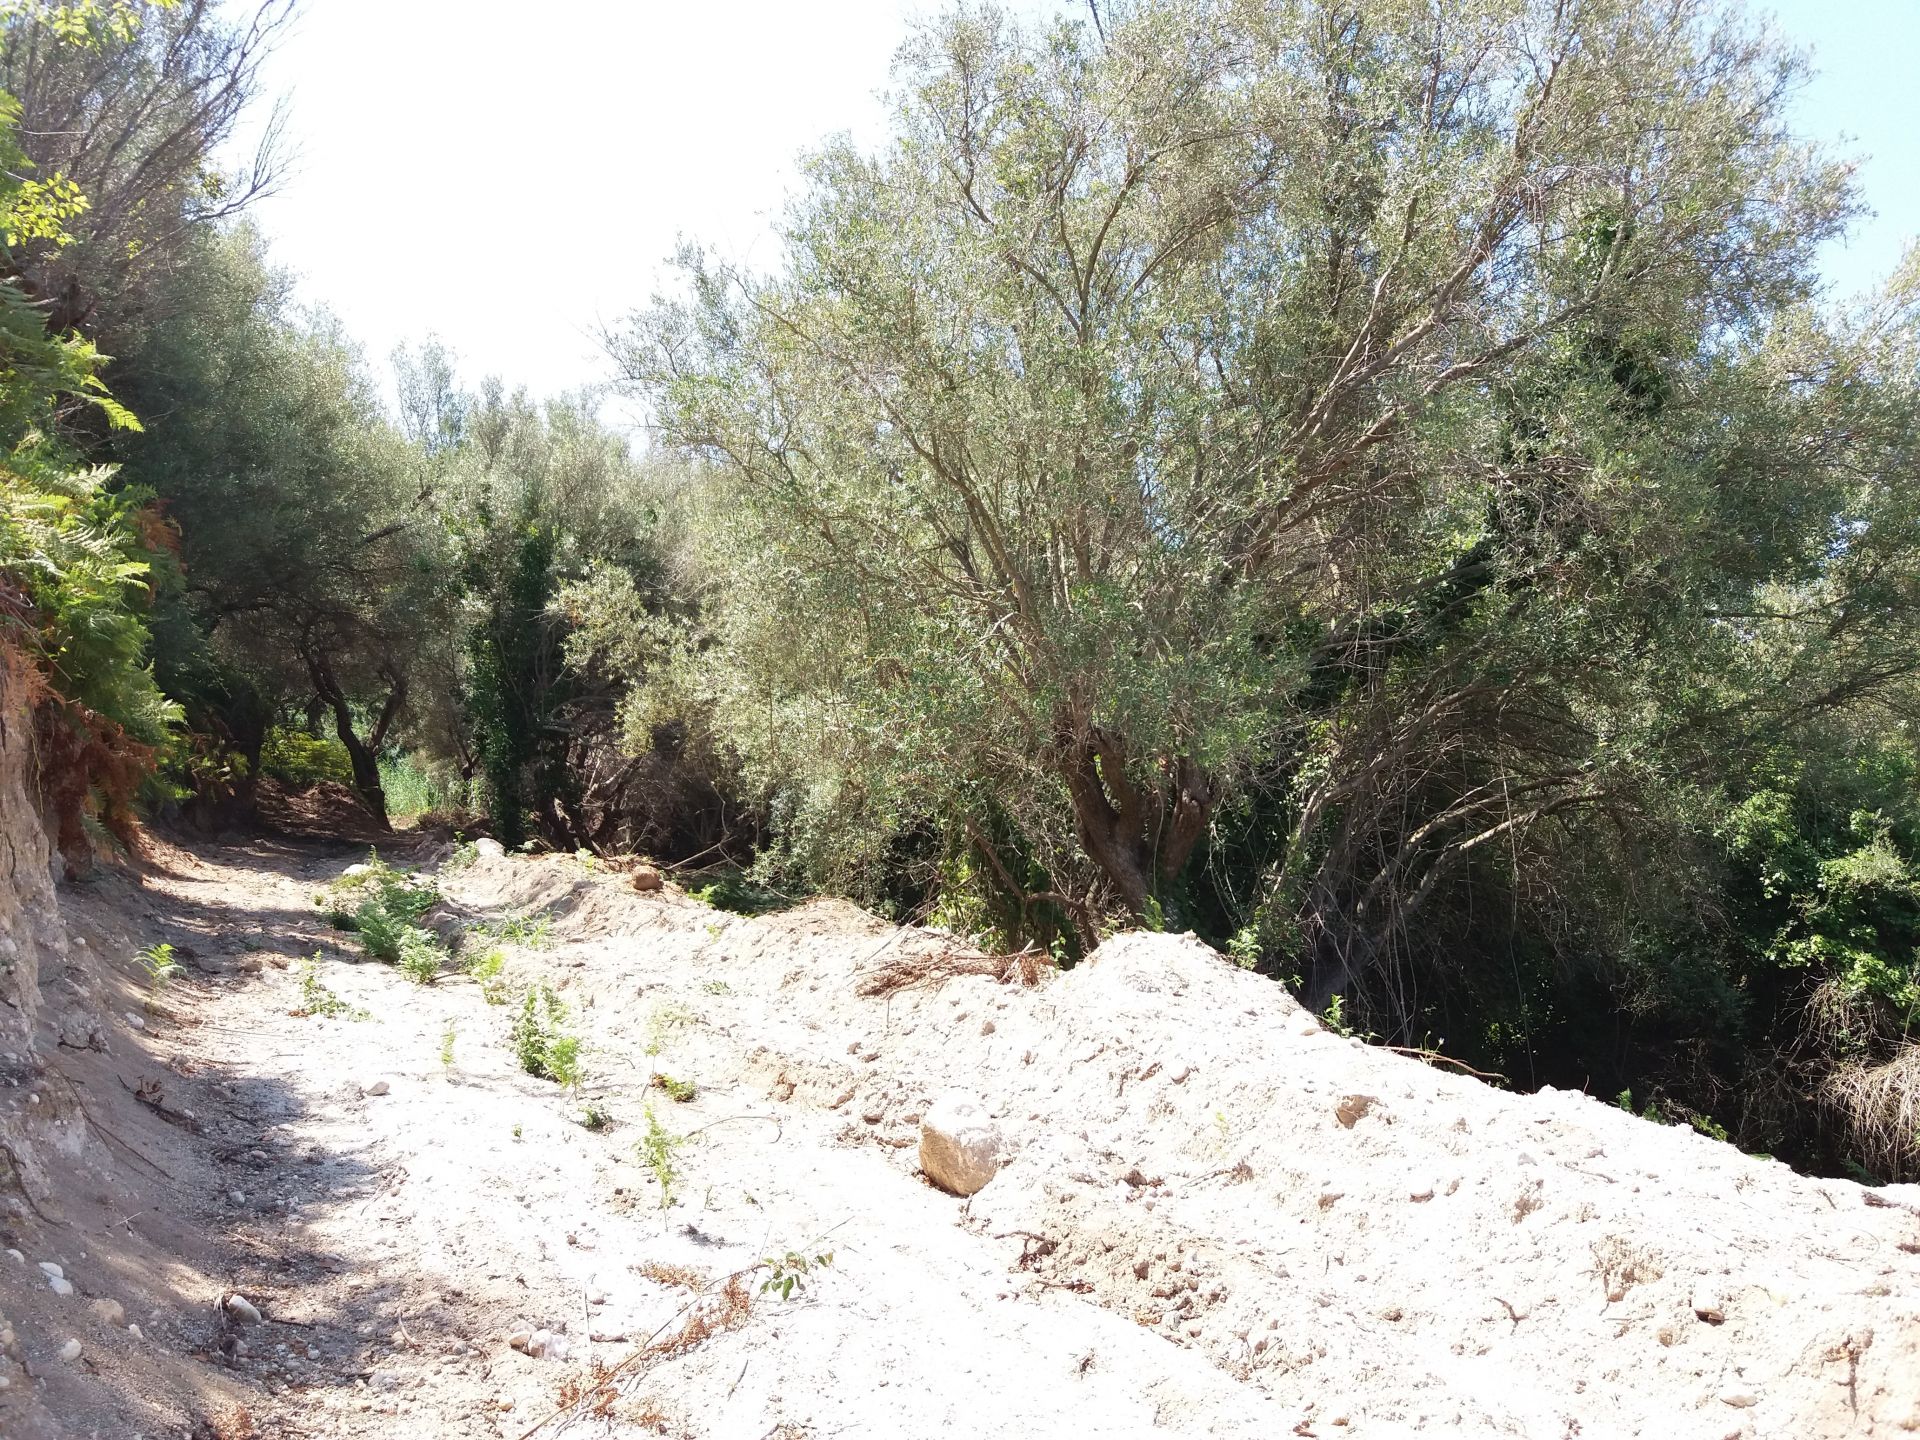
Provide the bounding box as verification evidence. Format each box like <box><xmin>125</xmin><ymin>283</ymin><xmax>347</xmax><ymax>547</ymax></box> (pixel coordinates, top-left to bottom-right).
<box><xmin>234</xmin><ymin>0</ymin><xmax>1919</xmax><ymax>408</ymax></box>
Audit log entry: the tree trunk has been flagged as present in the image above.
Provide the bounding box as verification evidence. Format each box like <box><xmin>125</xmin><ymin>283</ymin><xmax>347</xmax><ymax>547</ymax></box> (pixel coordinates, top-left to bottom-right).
<box><xmin>303</xmin><ymin>647</ymin><xmax>394</xmax><ymax>830</ymax></box>
<box><xmin>1058</xmin><ymin>718</ymin><xmax>1214</xmax><ymax>921</ymax></box>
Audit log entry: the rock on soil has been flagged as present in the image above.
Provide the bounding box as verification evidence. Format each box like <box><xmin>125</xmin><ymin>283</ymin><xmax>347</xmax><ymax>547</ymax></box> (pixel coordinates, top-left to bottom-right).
<box><xmin>919</xmin><ymin>1089</ymin><xmax>1007</xmax><ymax>1196</ymax></box>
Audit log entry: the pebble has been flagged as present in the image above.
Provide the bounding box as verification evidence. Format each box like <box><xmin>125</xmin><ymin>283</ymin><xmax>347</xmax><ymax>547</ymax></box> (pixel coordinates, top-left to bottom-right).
<box><xmin>89</xmin><ymin>1297</ymin><xmax>125</xmax><ymax>1327</ymax></box>
<box><xmin>48</xmin><ymin>1277</ymin><xmax>73</xmax><ymax>1297</ymax></box>
<box><xmin>57</xmin><ymin>1339</ymin><xmax>81</xmax><ymax>1362</ymax></box>
<box><xmin>4</xmin><ymin>1250</ymin><xmax>20</xmax><ymax>1264</ymax></box>
<box><xmin>128</xmin><ymin>1324</ymin><xmax>143</xmax><ymax>1340</ymax></box>
<box><xmin>1692</xmin><ymin>1289</ymin><xmax>1726</xmax><ymax>1324</ymax></box>
<box><xmin>228</xmin><ymin>1190</ymin><xmax>246</xmax><ymax>1206</ymax></box>
<box><xmin>363</xmin><ymin>1078</ymin><xmax>390</xmax><ymax>1097</ymax></box>
<box><xmin>124</xmin><ymin>1012</ymin><xmax>145</xmax><ymax>1030</ymax></box>
<box><xmin>36</xmin><ymin>1262</ymin><xmax>61</xmax><ymax>1280</ymax></box>
<box><xmin>225</xmin><ymin>1293</ymin><xmax>263</xmax><ymax>1324</ymax></box>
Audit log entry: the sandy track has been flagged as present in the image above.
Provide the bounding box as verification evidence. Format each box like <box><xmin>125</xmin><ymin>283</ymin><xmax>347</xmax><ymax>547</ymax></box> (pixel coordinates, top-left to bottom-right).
<box><xmin>5</xmin><ymin>838</ymin><xmax>1919</xmax><ymax>1438</ymax></box>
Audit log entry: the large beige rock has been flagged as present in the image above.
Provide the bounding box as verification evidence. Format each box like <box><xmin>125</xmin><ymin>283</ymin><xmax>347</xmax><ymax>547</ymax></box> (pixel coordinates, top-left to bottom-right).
<box><xmin>919</xmin><ymin>1090</ymin><xmax>1006</xmax><ymax>1197</ymax></box>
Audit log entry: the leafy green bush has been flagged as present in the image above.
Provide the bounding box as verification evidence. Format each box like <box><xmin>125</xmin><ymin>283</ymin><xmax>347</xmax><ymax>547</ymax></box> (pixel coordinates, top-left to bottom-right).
<box><xmin>512</xmin><ymin>982</ymin><xmax>581</xmax><ymax>1085</ymax></box>
<box><xmin>257</xmin><ymin>727</ymin><xmax>354</xmax><ymax>788</ymax></box>
<box><xmin>396</xmin><ymin>926</ymin><xmax>446</xmax><ymax>985</ymax></box>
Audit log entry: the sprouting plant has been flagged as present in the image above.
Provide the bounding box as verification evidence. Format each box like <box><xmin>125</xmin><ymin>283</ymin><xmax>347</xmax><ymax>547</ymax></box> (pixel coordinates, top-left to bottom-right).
<box><xmin>580</xmin><ymin>1100</ymin><xmax>613</xmax><ymax>1131</ymax></box>
<box><xmin>444</xmin><ymin>835</ymin><xmax>478</xmax><ymax>872</ymax></box>
<box><xmin>396</xmin><ymin>927</ymin><xmax>445</xmax><ymax>985</ymax></box>
<box><xmin>512</xmin><ymin>982</ymin><xmax>582</xmax><ymax>1086</ymax></box>
<box><xmin>652</xmin><ymin>1073</ymin><xmax>696</xmax><ymax>1103</ymax></box>
<box><xmin>644</xmin><ymin>1003</ymin><xmax>692</xmax><ymax>1059</ymax></box>
<box><xmin>134</xmin><ymin>942</ymin><xmax>180</xmax><ymax>993</ymax></box>
<box><xmin>293</xmin><ymin>954</ymin><xmax>363</xmax><ymax>1019</ymax></box>
<box><xmin>759</xmin><ymin>1248</ymin><xmax>834</xmax><ymax>1301</ymax></box>
<box><xmin>637</xmin><ymin>1103</ymin><xmax>682</xmax><ymax>1209</ymax></box>
<box><xmin>465</xmin><ymin>946</ymin><xmax>509</xmax><ymax>1003</ymax></box>
<box><xmin>1323</xmin><ymin>992</ymin><xmax>1352</xmax><ymax>1037</ymax></box>
<box><xmin>701</xmin><ymin>979</ymin><xmax>732</xmax><ymax>996</ymax></box>
<box><xmin>439</xmin><ymin>1021</ymin><xmax>457</xmax><ymax>1069</ymax></box>
<box><xmin>512</xmin><ymin>1123</ymin><xmax>523</xmax><ymax>1140</ymax></box>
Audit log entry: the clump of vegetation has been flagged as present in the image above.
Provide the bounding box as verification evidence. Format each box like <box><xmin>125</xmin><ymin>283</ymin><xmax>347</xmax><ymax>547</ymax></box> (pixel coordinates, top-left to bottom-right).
<box><xmin>396</xmin><ymin>926</ymin><xmax>446</xmax><ymax>985</ymax></box>
<box><xmin>651</xmin><ymin>1074</ymin><xmax>695</xmax><ymax>1103</ymax></box>
<box><xmin>292</xmin><ymin>954</ymin><xmax>364</xmax><ymax>1020</ymax></box>
<box><xmin>320</xmin><ymin>853</ymin><xmax>448</xmax><ymax>979</ymax></box>
<box><xmin>465</xmin><ymin>947</ymin><xmax>509</xmax><ymax>1003</ymax></box>
<box><xmin>511</xmin><ymin>982</ymin><xmax>581</xmax><ymax>1086</ymax></box>
<box><xmin>579</xmin><ymin>1100</ymin><xmax>613</xmax><ymax>1131</ymax></box>
<box><xmin>443</xmin><ymin>835</ymin><xmax>479</xmax><ymax>872</ymax></box>
<box><xmin>687</xmin><ymin>872</ymin><xmax>787</xmax><ymax>916</ymax></box>
<box><xmin>469</xmin><ymin>910</ymin><xmax>553</xmax><ymax>949</ymax></box>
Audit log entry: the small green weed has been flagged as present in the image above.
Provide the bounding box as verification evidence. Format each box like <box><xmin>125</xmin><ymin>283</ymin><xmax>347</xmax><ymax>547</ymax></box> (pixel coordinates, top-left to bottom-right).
<box><xmin>580</xmin><ymin>1100</ymin><xmax>613</xmax><ymax>1131</ymax></box>
<box><xmin>644</xmin><ymin>1003</ymin><xmax>692</xmax><ymax>1058</ymax></box>
<box><xmin>701</xmin><ymin>979</ymin><xmax>732</xmax><ymax>995</ymax></box>
<box><xmin>512</xmin><ymin>982</ymin><xmax>582</xmax><ymax>1086</ymax></box>
<box><xmin>134</xmin><ymin>942</ymin><xmax>180</xmax><ymax>993</ymax></box>
<box><xmin>759</xmin><ymin>1248</ymin><xmax>834</xmax><ymax>1301</ymax></box>
<box><xmin>472</xmin><ymin>911</ymin><xmax>552</xmax><ymax>949</ymax></box>
<box><xmin>444</xmin><ymin>835</ymin><xmax>478</xmax><ymax>872</ymax></box>
<box><xmin>651</xmin><ymin>1073</ymin><xmax>696</xmax><ymax>1103</ymax></box>
<box><xmin>293</xmin><ymin>955</ymin><xmax>364</xmax><ymax>1020</ymax></box>
<box><xmin>637</xmin><ymin>1103</ymin><xmax>682</xmax><ymax>1209</ymax></box>
<box><xmin>440</xmin><ymin>1021</ymin><xmax>457</xmax><ymax>1069</ymax></box>
<box><xmin>465</xmin><ymin>947</ymin><xmax>509</xmax><ymax>1003</ymax></box>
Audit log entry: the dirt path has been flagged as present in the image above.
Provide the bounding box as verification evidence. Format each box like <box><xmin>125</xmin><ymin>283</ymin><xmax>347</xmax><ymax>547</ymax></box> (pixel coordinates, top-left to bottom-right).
<box><xmin>11</xmin><ymin>836</ymin><xmax>1920</xmax><ymax>1439</ymax></box>
<box><xmin>29</xmin><ymin>837</ymin><xmax>1297</xmax><ymax>1439</ymax></box>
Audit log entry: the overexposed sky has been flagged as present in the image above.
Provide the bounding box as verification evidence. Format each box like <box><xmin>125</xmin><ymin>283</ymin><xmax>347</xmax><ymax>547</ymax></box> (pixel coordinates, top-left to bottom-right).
<box><xmin>234</xmin><ymin>0</ymin><xmax>1919</xmax><ymax>406</ymax></box>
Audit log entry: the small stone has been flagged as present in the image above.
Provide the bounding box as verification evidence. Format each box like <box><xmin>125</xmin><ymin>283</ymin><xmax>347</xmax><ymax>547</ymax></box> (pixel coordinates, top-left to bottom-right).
<box><xmin>627</xmin><ymin>864</ymin><xmax>662</xmax><ymax>892</ymax></box>
<box><xmin>89</xmin><ymin>1298</ymin><xmax>124</xmax><ymax>1327</ymax></box>
<box><xmin>343</xmin><ymin>863</ymin><xmax>372</xmax><ymax>878</ymax></box>
<box><xmin>4</xmin><ymin>1249</ymin><xmax>21</xmax><ymax>1264</ymax></box>
<box><xmin>1720</xmin><ymin>1393</ymin><xmax>1759</xmax><ymax>1408</ymax></box>
<box><xmin>1692</xmin><ymin>1289</ymin><xmax>1726</xmax><ymax>1324</ymax></box>
<box><xmin>362</xmin><ymin>1078</ymin><xmax>390</xmax><ymax>1097</ymax></box>
<box><xmin>919</xmin><ymin>1090</ymin><xmax>1007</xmax><ymax>1197</ymax></box>
<box><xmin>57</xmin><ymin>1339</ymin><xmax>81</xmax><ymax>1362</ymax></box>
<box><xmin>128</xmin><ymin>1324</ymin><xmax>143</xmax><ymax>1339</ymax></box>
<box><xmin>507</xmin><ymin>1330</ymin><xmax>534</xmax><ymax>1354</ymax></box>
<box><xmin>48</xmin><ymin>1277</ymin><xmax>73</xmax><ymax>1297</ymax></box>
<box><xmin>474</xmin><ymin>838</ymin><xmax>506</xmax><ymax>860</ymax></box>
<box><xmin>1334</xmin><ymin>1095</ymin><xmax>1379</xmax><ymax>1128</ymax></box>
<box><xmin>36</xmin><ymin>1262</ymin><xmax>61</xmax><ymax>1280</ymax></box>
<box><xmin>228</xmin><ymin>1190</ymin><xmax>246</xmax><ymax>1206</ymax></box>
<box><xmin>225</xmin><ymin>1293</ymin><xmax>263</xmax><ymax>1325</ymax></box>
<box><xmin>125</xmin><ymin>1012</ymin><xmax>145</xmax><ymax>1031</ymax></box>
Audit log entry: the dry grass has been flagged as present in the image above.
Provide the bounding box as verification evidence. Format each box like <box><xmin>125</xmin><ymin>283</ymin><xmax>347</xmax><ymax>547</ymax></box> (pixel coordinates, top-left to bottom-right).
<box><xmin>636</xmin><ymin>1260</ymin><xmax>706</xmax><ymax>1290</ymax></box>
<box><xmin>857</xmin><ymin>942</ymin><xmax>1052</xmax><ymax>998</ymax></box>
<box><xmin>1821</xmin><ymin>1043</ymin><xmax>1920</xmax><ymax>1182</ymax></box>
<box><xmin>650</xmin><ymin>1274</ymin><xmax>753</xmax><ymax>1358</ymax></box>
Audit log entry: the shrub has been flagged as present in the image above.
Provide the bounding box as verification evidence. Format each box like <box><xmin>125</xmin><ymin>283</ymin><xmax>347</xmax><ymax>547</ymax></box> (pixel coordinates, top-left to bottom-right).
<box><xmin>257</xmin><ymin>727</ymin><xmax>354</xmax><ymax>788</ymax></box>
<box><xmin>512</xmin><ymin>982</ymin><xmax>581</xmax><ymax>1085</ymax></box>
<box><xmin>396</xmin><ymin>926</ymin><xmax>446</xmax><ymax>984</ymax></box>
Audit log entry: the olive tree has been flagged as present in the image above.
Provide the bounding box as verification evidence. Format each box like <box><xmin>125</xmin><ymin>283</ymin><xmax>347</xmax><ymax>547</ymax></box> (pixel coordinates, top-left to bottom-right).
<box><xmin>616</xmin><ymin>0</ymin><xmax>1861</xmax><ymax>954</ymax></box>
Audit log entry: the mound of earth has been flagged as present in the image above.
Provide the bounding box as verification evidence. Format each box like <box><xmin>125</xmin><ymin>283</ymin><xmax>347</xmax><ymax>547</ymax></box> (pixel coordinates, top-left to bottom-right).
<box><xmin>0</xmin><ymin>824</ymin><xmax>1915</xmax><ymax>1438</ymax></box>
